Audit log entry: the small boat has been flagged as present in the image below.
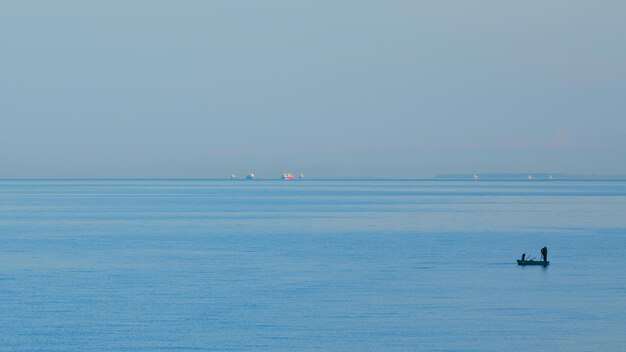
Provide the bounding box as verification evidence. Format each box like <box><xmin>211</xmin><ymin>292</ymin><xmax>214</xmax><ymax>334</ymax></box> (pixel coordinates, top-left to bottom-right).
<box><xmin>517</xmin><ymin>260</ymin><xmax>549</xmax><ymax>266</ymax></box>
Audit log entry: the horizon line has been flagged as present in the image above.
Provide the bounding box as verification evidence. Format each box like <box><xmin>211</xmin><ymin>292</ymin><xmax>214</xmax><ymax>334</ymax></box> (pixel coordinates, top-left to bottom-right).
<box><xmin>1</xmin><ymin>176</ymin><xmax>626</xmax><ymax>181</ymax></box>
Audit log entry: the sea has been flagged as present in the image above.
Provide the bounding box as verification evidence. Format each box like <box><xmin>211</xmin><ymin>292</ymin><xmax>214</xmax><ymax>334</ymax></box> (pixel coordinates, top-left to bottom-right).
<box><xmin>1</xmin><ymin>179</ymin><xmax>625</xmax><ymax>351</ymax></box>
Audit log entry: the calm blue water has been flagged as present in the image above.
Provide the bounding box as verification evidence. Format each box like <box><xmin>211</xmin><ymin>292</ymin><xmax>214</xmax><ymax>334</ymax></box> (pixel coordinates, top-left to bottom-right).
<box><xmin>1</xmin><ymin>179</ymin><xmax>625</xmax><ymax>351</ymax></box>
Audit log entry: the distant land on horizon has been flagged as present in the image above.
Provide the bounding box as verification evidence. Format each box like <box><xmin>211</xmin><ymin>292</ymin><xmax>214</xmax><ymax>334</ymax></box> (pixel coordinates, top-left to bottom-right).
<box><xmin>434</xmin><ymin>173</ymin><xmax>626</xmax><ymax>180</ymax></box>
<box><xmin>3</xmin><ymin>173</ymin><xmax>625</xmax><ymax>181</ymax></box>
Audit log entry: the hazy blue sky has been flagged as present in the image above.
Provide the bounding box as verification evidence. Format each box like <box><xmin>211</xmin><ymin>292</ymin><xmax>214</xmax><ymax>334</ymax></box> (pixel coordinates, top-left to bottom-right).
<box><xmin>2</xmin><ymin>1</ymin><xmax>625</xmax><ymax>178</ymax></box>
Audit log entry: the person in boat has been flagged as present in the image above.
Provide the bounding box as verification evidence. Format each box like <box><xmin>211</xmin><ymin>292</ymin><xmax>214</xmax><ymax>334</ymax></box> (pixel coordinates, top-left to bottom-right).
<box><xmin>521</xmin><ymin>253</ymin><xmax>526</xmax><ymax>261</ymax></box>
<box><xmin>541</xmin><ymin>246</ymin><xmax>548</xmax><ymax>261</ymax></box>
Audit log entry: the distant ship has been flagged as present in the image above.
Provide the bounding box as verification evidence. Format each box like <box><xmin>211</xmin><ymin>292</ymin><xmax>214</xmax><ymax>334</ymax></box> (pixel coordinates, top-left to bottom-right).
<box><xmin>473</xmin><ymin>174</ymin><xmax>479</xmax><ymax>180</ymax></box>
<box><xmin>230</xmin><ymin>174</ymin><xmax>237</xmax><ymax>179</ymax></box>
<box><xmin>299</xmin><ymin>173</ymin><xmax>305</xmax><ymax>179</ymax></box>
<box><xmin>281</xmin><ymin>173</ymin><xmax>295</xmax><ymax>180</ymax></box>
<box><xmin>246</xmin><ymin>173</ymin><xmax>255</xmax><ymax>180</ymax></box>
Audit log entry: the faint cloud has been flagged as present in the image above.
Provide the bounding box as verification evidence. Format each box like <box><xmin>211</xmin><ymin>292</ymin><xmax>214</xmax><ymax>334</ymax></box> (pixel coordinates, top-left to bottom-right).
<box><xmin>508</xmin><ymin>137</ymin><xmax>529</xmax><ymax>150</ymax></box>
<box><xmin>581</xmin><ymin>140</ymin><xmax>595</xmax><ymax>150</ymax></box>
<box><xmin>462</xmin><ymin>142</ymin><xmax>476</xmax><ymax>150</ymax></box>
<box><xmin>551</xmin><ymin>128</ymin><xmax>573</xmax><ymax>150</ymax></box>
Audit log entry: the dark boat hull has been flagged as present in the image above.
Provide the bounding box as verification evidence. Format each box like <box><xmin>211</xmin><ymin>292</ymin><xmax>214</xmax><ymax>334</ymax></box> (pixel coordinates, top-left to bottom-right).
<box><xmin>517</xmin><ymin>260</ymin><xmax>549</xmax><ymax>266</ymax></box>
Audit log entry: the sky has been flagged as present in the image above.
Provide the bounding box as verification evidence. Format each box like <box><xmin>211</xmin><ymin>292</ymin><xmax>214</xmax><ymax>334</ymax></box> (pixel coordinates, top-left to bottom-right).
<box><xmin>1</xmin><ymin>0</ymin><xmax>625</xmax><ymax>178</ymax></box>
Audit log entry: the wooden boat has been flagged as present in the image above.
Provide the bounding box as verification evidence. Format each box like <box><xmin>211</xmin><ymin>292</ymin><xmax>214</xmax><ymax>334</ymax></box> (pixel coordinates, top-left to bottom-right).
<box><xmin>517</xmin><ymin>260</ymin><xmax>549</xmax><ymax>266</ymax></box>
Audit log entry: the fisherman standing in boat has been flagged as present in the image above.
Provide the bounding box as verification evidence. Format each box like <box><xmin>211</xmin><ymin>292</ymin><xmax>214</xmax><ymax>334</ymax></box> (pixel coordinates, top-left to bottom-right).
<box><xmin>541</xmin><ymin>246</ymin><xmax>548</xmax><ymax>261</ymax></box>
<box><xmin>521</xmin><ymin>253</ymin><xmax>526</xmax><ymax>262</ymax></box>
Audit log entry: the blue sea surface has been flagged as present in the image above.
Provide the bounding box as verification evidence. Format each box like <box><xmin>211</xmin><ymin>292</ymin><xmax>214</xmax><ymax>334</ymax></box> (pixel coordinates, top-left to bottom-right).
<box><xmin>1</xmin><ymin>179</ymin><xmax>625</xmax><ymax>351</ymax></box>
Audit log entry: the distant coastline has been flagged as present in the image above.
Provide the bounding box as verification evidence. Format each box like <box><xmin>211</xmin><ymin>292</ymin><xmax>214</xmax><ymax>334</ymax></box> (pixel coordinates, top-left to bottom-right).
<box><xmin>434</xmin><ymin>173</ymin><xmax>626</xmax><ymax>180</ymax></box>
<box><xmin>2</xmin><ymin>175</ymin><xmax>626</xmax><ymax>181</ymax></box>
